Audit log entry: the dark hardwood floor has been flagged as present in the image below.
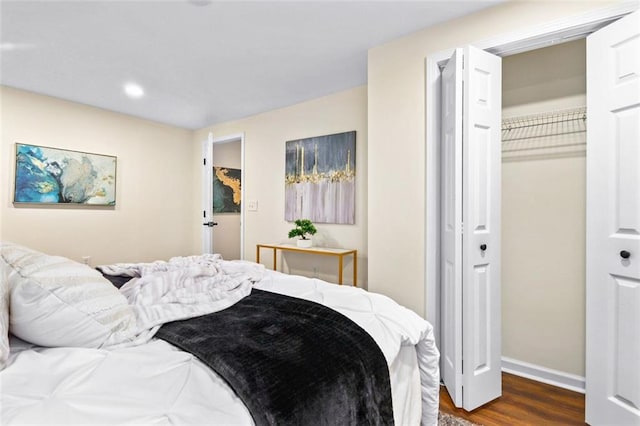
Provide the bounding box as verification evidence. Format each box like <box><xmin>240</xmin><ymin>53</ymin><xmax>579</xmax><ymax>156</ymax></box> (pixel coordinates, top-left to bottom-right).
<box><xmin>439</xmin><ymin>373</ymin><xmax>586</xmax><ymax>425</ymax></box>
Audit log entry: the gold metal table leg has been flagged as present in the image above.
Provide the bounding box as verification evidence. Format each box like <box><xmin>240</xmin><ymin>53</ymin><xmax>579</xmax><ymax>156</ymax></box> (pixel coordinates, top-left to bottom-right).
<box><xmin>353</xmin><ymin>251</ymin><xmax>358</xmax><ymax>287</ymax></box>
<box><xmin>272</xmin><ymin>248</ymin><xmax>277</xmax><ymax>271</ymax></box>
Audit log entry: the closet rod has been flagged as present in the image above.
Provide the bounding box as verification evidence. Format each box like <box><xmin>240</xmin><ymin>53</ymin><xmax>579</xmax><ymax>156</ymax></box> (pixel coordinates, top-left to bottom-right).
<box><xmin>503</xmin><ymin>130</ymin><xmax>585</xmax><ymax>143</ymax></box>
<box><xmin>502</xmin><ymin>142</ymin><xmax>586</xmax><ymax>153</ymax></box>
<box><xmin>502</xmin><ymin>106</ymin><xmax>586</xmax><ymax>131</ymax></box>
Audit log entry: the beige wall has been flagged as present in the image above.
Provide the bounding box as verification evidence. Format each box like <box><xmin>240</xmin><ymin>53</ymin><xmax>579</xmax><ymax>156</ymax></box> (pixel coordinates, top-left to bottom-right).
<box><xmin>193</xmin><ymin>86</ymin><xmax>367</xmax><ymax>287</ymax></box>
<box><xmin>212</xmin><ymin>140</ymin><xmax>242</xmax><ymax>260</ymax></box>
<box><xmin>502</xmin><ymin>40</ymin><xmax>586</xmax><ymax>376</ymax></box>
<box><xmin>503</xmin><ymin>39</ymin><xmax>587</xmax><ymax>117</ymax></box>
<box><xmin>367</xmin><ymin>1</ymin><xmax>617</xmax><ymax>316</ymax></box>
<box><xmin>0</xmin><ymin>86</ymin><xmax>197</xmax><ymax>265</ymax></box>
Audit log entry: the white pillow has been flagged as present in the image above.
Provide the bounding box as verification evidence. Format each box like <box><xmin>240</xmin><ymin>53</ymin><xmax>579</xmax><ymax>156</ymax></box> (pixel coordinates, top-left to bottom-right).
<box><xmin>1</xmin><ymin>242</ymin><xmax>137</xmax><ymax>348</ymax></box>
<box><xmin>0</xmin><ymin>258</ymin><xmax>9</xmax><ymax>370</ymax></box>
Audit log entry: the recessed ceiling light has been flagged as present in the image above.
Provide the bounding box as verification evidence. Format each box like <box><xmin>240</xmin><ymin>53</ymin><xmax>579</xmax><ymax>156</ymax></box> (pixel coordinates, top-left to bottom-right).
<box><xmin>188</xmin><ymin>0</ymin><xmax>212</xmax><ymax>6</ymax></box>
<box><xmin>124</xmin><ymin>83</ymin><xmax>144</xmax><ymax>99</ymax></box>
<box><xmin>0</xmin><ymin>42</ymin><xmax>36</xmax><ymax>51</ymax></box>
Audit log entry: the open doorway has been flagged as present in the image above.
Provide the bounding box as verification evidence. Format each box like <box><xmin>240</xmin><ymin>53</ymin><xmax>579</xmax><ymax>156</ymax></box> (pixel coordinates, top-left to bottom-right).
<box><xmin>211</xmin><ymin>138</ymin><xmax>242</xmax><ymax>260</ymax></box>
<box><xmin>202</xmin><ymin>132</ymin><xmax>245</xmax><ymax>260</ymax></box>
<box><xmin>500</xmin><ymin>38</ymin><xmax>587</xmax><ymax>385</ymax></box>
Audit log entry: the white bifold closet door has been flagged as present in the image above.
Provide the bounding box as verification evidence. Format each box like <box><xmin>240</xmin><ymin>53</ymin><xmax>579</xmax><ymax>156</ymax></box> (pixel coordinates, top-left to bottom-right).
<box><xmin>441</xmin><ymin>45</ymin><xmax>502</xmax><ymax>411</ymax></box>
<box><xmin>586</xmin><ymin>10</ymin><xmax>640</xmax><ymax>426</ymax></box>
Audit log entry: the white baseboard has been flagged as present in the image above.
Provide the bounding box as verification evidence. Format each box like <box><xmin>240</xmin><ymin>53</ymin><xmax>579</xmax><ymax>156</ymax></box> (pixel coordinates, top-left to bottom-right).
<box><xmin>501</xmin><ymin>357</ymin><xmax>585</xmax><ymax>394</ymax></box>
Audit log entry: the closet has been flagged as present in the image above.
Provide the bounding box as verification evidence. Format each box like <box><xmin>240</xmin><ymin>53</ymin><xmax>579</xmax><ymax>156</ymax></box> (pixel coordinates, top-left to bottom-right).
<box><xmin>432</xmin><ymin>9</ymin><xmax>639</xmax><ymax>422</ymax></box>
<box><xmin>501</xmin><ymin>39</ymin><xmax>587</xmax><ymax>379</ymax></box>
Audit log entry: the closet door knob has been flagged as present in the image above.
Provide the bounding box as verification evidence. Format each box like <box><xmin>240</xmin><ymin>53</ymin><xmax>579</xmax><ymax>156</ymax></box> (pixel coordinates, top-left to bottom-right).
<box><xmin>620</xmin><ymin>250</ymin><xmax>631</xmax><ymax>259</ymax></box>
<box><xmin>480</xmin><ymin>244</ymin><xmax>487</xmax><ymax>251</ymax></box>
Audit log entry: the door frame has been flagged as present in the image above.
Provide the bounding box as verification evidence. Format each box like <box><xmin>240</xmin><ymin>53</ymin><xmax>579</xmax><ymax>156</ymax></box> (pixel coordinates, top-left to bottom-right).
<box><xmin>202</xmin><ymin>132</ymin><xmax>246</xmax><ymax>259</ymax></box>
<box><xmin>425</xmin><ymin>2</ymin><xmax>637</xmax><ymax>370</ymax></box>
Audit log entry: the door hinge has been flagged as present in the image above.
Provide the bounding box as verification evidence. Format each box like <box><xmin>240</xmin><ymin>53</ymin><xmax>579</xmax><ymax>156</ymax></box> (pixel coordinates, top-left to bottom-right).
<box><xmin>203</xmin><ymin>210</ymin><xmax>206</xmax><ymax>218</ymax></box>
<box><xmin>203</xmin><ymin>158</ymin><xmax>207</xmax><ymax>166</ymax></box>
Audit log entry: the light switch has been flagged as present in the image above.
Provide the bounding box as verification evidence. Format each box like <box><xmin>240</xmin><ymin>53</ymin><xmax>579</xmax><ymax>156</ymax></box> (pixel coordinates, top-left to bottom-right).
<box><xmin>247</xmin><ymin>200</ymin><xmax>258</xmax><ymax>211</ymax></box>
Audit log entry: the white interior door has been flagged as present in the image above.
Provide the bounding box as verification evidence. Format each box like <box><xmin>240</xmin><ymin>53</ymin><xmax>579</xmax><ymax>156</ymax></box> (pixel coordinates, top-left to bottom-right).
<box><xmin>440</xmin><ymin>45</ymin><xmax>502</xmax><ymax>411</ymax></box>
<box><xmin>441</xmin><ymin>48</ymin><xmax>463</xmax><ymax>407</ymax></box>
<box><xmin>586</xmin><ymin>10</ymin><xmax>640</xmax><ymax>425</ymax></box>
<box><xmin>461</xmin><ymin>45</ymin><xmax>502</xmax><ymax>412</ymax></box>
<box><xmin>202</xmin><ymin>132</ymin><xmax>214</xmax><ymax>254</ymax></box>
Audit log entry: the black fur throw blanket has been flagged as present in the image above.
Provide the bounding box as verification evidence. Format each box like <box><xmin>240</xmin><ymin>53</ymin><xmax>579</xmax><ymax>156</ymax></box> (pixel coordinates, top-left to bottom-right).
<box><xmin>156</xmin><ymin>289</ymin><xmax>394</xmax><ymax>426</ymax></box>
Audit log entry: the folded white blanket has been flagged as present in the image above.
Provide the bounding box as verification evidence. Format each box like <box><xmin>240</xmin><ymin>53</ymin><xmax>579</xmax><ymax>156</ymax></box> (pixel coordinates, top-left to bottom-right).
<box><xmin>100</xmin><ymin>255</ymin><xmax>265</xmax><ymax>346</ymax></box>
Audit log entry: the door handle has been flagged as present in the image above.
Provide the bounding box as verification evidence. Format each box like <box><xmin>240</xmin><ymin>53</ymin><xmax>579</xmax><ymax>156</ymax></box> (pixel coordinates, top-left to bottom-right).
<box><xmin>620</xmin><ymin>250</ymin><xmax>631</xmax><ymax>259</ymax></box>
<box><xmin>480</xmin><ymin>244</ymin><xmax>487</xmax><ymax>251</ymax></box>
<box><xmin>202</xmin><ymin>221</ymin><xmax>218</xmax><ymax>227</ymax></box>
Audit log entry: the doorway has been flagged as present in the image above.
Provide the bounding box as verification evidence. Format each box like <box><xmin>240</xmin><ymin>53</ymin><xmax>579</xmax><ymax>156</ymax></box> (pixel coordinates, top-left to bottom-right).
<box><xmin>202</xmin><ymin>132</ymin><xmax>245</xmax><ymax>260</ymax></box>
<box><xmin>500</xmin><ymin>39</ymin><xmax>586</xmax><ymax>383</ymax></box>
<box><xmin>212</xmin><ymin>138</ymin><xmax>242</xmax><ymax>260</ymax></box>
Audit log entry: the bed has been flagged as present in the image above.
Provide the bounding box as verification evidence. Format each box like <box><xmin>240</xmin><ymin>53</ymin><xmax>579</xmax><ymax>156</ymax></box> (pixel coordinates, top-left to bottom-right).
<box><xmin>0</xmin><ymin>242</ymin><xmax>440</xmax><ymax>425</ymax></box>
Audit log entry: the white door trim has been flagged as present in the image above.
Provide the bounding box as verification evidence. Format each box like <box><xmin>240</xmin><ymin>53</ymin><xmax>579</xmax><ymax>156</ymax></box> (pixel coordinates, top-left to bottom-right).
<box><xmin>424</xmin><ymin>1</ymin><xmax>638</xmax><ymax>352</ymax></box>
<box><xmin>202</xmin><ymin>132</ymin><xmax>246</xmax><ymax>260</ymax></box>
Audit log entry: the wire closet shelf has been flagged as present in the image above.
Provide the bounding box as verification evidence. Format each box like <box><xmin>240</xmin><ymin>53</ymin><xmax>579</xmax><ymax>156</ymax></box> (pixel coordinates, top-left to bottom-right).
<box><xmin>501</xmin><ymin>106</ymin><xmax>587</xmax><ymax>154</ymax></box>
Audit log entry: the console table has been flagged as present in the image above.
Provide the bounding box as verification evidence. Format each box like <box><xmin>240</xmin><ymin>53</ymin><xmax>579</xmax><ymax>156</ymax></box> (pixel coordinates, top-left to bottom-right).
<box><xmin>256</xmin><ymin>243</ymin><xmax>357</xmax><ymax>286</ymax></box>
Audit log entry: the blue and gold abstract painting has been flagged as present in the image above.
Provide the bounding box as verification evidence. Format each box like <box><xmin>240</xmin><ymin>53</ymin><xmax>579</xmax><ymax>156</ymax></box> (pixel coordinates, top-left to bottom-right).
<box><xmin>14</xmin><ymin>143</ymin><xmax>117</xmax><ymax>205</ymax></box>
<box><xmin>213</xmin><ymin>166</ymin><xmax>241</xmax><ymax>213</ymax></box>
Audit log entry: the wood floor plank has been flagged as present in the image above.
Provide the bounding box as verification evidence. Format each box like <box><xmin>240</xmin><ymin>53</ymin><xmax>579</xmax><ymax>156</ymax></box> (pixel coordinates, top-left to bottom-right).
<box><xmin>439</xmin><ymin>373</ymin><xmax>586</xmax><ymax>425</ymax></box>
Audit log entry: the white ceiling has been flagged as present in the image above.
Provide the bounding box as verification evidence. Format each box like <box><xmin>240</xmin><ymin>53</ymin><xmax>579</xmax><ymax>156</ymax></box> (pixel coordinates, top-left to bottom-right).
<box><xmin>0</xmin><ymin>0</ymin><xmax>502</xmax><ymax>129</ymax></box>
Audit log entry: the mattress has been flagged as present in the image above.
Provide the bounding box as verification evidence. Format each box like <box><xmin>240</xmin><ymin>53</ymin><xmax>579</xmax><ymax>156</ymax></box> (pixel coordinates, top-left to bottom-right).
<box><xmin>2</xmin><ymin>337</ymin><xmax>422</xmax><ymax>425</ymax></box>
<box><xmin>1</xmin><ymin>269</ymin><xmax>439</xmax><ymax>425</ymax></box>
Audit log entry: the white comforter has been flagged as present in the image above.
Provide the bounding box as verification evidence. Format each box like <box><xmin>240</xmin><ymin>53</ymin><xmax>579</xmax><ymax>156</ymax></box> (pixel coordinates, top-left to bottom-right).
<box><xmin>1</xmin><ymin>270</ymin><xmax>440</xmax><ymax>425</ymax></box>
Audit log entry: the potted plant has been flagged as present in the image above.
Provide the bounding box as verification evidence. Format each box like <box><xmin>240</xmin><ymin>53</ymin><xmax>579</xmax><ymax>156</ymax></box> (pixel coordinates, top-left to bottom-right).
<box><xmin>288</xmin><ymin>219</ymin><xmax>317</xmax><ymax>248</ymax></box>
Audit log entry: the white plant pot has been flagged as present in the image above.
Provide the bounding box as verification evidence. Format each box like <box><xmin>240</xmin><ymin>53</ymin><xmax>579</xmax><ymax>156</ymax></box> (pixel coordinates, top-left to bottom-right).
<box><xmin>296</xmin><ymin>239</ymin><xmax>312</xmax><ymax>248</ymax></box>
